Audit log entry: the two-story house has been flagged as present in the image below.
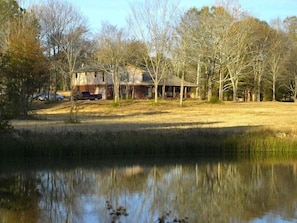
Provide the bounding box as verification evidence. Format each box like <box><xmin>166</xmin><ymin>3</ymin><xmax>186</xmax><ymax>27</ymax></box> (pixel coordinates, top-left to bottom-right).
<box><xmin>71</xmin><ymin>64</ymin><xmax>197</xmax><ymax>99</ymax></box>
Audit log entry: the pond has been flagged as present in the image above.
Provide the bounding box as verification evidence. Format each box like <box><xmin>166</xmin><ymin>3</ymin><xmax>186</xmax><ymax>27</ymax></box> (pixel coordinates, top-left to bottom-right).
<box><xmin>1</xmin><ymin>156</ymin><xmax>297</xmax><ymax>223</ymax></box>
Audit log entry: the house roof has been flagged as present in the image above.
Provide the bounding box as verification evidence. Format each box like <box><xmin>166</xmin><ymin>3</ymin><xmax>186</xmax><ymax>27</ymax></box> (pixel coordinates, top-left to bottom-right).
<box><xmin>75</xmin><ymin>65</ymin><xmax>103</xmax><ymax>72</ymax></box>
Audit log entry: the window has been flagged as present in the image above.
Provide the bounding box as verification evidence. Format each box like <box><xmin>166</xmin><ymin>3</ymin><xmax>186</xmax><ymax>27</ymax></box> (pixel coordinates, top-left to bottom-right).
<box><xmin>143</xmin><ymin>73</ymin><xmax>151</xmax><ymax>81</ymax></box>
<box><xmin>120</xmin><ymin>72</ymin><xmax>129</xmax><ymax>82</ymax></box>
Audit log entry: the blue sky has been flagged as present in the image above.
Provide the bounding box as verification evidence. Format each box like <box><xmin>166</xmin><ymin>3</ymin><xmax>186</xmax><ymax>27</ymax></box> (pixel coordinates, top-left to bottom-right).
<box><xmin>72</xmin><ymin>0</ymin><xmax>297</xmax><ymax>32</ymax></box>
<box><xmin>25</xmin><ymin>0</ymin><xmax>297</xmax><ymax>32</ymax></box>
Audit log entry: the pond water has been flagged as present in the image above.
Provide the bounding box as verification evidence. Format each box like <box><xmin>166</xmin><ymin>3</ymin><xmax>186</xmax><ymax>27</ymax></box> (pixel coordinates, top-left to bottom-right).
<box><xmin>1</xmin><ymin>156</ymin><xmax>297</xmax><ymax>223</ymax></box>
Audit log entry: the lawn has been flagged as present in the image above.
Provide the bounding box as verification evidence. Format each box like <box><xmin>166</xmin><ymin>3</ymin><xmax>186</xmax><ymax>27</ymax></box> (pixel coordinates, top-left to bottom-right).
<box><xmin>11</xmin><ymin>99</ymin><xmax>297</xmax><ymax>137</ymax></box>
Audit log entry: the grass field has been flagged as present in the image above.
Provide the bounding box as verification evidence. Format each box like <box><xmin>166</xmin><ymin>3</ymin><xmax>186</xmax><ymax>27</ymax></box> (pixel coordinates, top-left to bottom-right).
<box><xmin>11</xmin><ymin>99</ymin><xmax>297</xmax><ymax>136</ymax></box>
<box><xmin>3</xmin><ymin>99</ymin><xmax>297</xmax><ymax>157</ymax></box>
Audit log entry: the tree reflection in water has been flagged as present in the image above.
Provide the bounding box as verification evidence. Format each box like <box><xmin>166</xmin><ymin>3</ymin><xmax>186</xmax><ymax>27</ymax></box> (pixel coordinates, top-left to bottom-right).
<box><xmin>1</xmin><ymin>158</ymin><xmax>297</xmax><ymax>222</ymax></box>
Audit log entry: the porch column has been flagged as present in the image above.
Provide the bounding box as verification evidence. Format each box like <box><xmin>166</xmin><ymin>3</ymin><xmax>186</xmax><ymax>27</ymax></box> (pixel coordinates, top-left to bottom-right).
<box><xmin>173</xmin><ymin>86</ymin><xmax>176</xmax><ymax>98</ymax></box>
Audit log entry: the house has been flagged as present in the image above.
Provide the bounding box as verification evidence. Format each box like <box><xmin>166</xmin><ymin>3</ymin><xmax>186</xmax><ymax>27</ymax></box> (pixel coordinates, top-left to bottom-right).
<box><xmin>71</xmin><ymin>64</ymin><xmax>197</xmax><ymax>99</ymax></box>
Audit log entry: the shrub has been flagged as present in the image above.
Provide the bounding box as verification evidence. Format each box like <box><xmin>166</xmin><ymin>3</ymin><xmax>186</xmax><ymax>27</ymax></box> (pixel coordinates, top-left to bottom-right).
<box><xmin>208</xmin><ymin>96</ymin><xmax>221</xmax><ymax>104</ymax></box>
<box><xmin>0</xmin><ymin>119</ymin><xmax>14</xmax><ymax>133</ymax></box>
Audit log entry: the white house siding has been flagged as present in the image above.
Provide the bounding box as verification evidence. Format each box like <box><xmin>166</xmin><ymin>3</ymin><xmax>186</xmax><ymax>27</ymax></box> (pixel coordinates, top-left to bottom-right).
<box><xmin>72</xmin><ymin>71</ymin><xmax>106</xmax><ymax>86</ymax></box>
<box><xmin>73</xmin><ymin>66</ymin><xmax>146</xmax><ymax>87</ymax></box>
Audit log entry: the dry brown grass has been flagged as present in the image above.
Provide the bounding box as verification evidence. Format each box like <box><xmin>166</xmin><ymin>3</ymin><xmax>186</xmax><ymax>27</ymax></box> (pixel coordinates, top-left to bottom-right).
<box><xmin>11</xmin><ymin>100</ymin><xmax>297</xmax><ymax>136</ymax></box>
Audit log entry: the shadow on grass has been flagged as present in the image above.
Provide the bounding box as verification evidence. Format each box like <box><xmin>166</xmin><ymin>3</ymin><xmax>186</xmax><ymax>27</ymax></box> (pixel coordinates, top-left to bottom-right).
<box><xmin>79</xmin><ymin>110</ymin><xmax>171</xmax><ymax>119</ymax></box>
<box><xmin>12</xmin><ymin>117</ymin><xmax>227</xmax><ymax>133</ymax></box>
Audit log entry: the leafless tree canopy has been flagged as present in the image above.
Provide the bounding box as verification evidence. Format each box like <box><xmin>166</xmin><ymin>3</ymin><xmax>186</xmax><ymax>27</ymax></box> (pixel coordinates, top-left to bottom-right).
<box><xmin>129</xmin><ymin>0</ymin><xmax>181</xmax><ymax>102</ymax></box>
<box><xmin>33</xmin><ymin>0</ymin><xmax>89</xmax><ymax>91</ymax></box>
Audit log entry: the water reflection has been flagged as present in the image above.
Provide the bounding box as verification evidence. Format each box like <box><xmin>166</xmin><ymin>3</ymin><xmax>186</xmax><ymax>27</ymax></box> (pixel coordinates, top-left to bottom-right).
<box><xmin>1</xmin><ymin>157</ymin><xmax>297</xmax><ymax>222</ymax></box>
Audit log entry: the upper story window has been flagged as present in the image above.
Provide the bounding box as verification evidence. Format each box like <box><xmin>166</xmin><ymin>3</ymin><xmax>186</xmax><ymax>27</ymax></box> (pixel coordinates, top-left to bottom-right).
<box><xmin>120</xmin><ymin>72</ymin><xmax>129</xmax><ymax>82</ymax></box>
<box><xmin>142</xmin><ymin>73</ymin><xmax>151</xmax><ymax>81</ymax></box>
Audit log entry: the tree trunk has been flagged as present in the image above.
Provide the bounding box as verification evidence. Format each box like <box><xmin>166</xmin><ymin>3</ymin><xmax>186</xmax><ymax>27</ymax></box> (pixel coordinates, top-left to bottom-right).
<box><xmin>294</xmin><ymin>75</ymin><xmax>297</xmax><ymax>99</ymax></box>
<box><xmin>257</xmin><ymin>75</ymin><xmax>261</xmax><ymax>102</ymax></box>
<box><xmin>180</xmin><ymin>70</ymin><xmax>184</xmax><ymax>107</ymax></box>
<box><xmin>207</xmin><ymin>76</ymin><xmax>212</xmax><ymax>102</ymax></box>
<box><xmin>125</xmin><ymin>84</ymin><xmax>129</xmax><ymax>100</ymax></box>
<box><xmin>132</xmin><ymin>85</ymin><xmax>135</xmax><ymax>100</ymax></box>
<box><xmin>232</xmin><ymin>79</ymin><xmax>238</xmax><ymax>102</ymax></box>
<box><xmin>154</xmin><ymin>82</ymin><xmax>158</xmax><ymax>103</ymax></box>
<box><xmin>113</xmin><ymin>69</ymin><xmax>120</xmax><ymax>104</ymax></box>
<box><xmin>272</xmin><ymin>73</ymin><xmax>276</xmax><ymax>101</ymax></box>
<box><xmin>218</xmin><ymin>69</ymin><xmax>223</xmax><ymax>101</ymax></box>
<box><xmin>162</xmin><ymin>79</ymin><xmax>166</xmax><ymax>99</ymax></box>
<box><xmin>196</xmin><ymin>57</ymin><xmax>201</xmax><ymax>99</ymax></box>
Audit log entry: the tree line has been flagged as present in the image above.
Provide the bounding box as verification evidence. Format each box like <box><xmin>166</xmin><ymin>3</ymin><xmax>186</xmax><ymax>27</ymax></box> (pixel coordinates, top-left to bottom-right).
<box><xmin>0</xmin><ymin>0</ymin><xmax>296</xmax><ymax>121</ymax></box>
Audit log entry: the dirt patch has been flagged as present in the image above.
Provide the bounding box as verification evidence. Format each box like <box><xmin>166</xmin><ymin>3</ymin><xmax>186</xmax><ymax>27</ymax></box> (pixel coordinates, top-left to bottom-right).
<box><xmin>11</xmin><ymin>100</ymin><xmax>297</xmax><ymax>135</ymax></box>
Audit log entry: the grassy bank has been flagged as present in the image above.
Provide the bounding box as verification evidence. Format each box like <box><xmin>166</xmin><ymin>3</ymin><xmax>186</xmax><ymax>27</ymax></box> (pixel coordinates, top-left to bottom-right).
<box><xmin>1</xmin><ymin>128</ymin><xmax>297</xmax><ymax>158</ymax></box>
<box><xmin>4</xmin><ymin>100</ymin><xmax>297</xmax><ymax>158</ymax></box>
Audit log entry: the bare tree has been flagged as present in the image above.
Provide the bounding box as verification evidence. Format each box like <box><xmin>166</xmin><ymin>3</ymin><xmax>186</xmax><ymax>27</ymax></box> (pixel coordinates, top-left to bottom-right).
<box><xmin>224</xmin><ymin>24</ymin><xmax>248</xmax><ymax>101</ymax></box>
<box><xmin>33</xmin><ymin>0</ymin><xmax>89</xmax><ymax>92</ymax></box>
<box><xmin>129</xmin><ymin>0</ymin><xmax>179</xmax><ymax>103</ymax></box>
<box><xmin>245</xmin><ymin>18</ymin><xmax>271</xmax><ymax>102</ymax></box>
<box><xmin>125</xmin><ymin>40</ymin><xmax>147</xmax><ymax>99</ymax></box>
<box><xmin>96</xmin><ymin>22</ymin><xmax>128</xmax><ymax>104</ymax></box>
<box><xmin>177</xmin><ymin>8</ymin><xmax>204</xmax><ymax>100</ymax></box>
<box><xmin>283</xmin><ymin>16</ymin><xmax>297</xmax><ymax>99</ymax></box>
<box><xmin>173</xmin><ymin>14</ymin><xmax>192</xmax><ymax>106</ymax></box>
<box><xmin>178</xmin><ymin>6</ymin><xmax>235</xmax><ymax>102</ymax></box>
<box><xmin>266</xmin><ymin>19</ymin><xmax>287</xmax><ymax>101</ymax></box>
<box><xmin>202</xmin><ymin>6</ymin><xmax>234</xmax><ymax>102</ymax></box>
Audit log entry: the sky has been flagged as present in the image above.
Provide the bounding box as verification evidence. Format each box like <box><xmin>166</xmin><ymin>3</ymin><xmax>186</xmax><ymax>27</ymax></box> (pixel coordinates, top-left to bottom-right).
<box><xmin>24</xmin><ymin>0</ymin><xmax>297</xmax><ymax>33</ymax></box>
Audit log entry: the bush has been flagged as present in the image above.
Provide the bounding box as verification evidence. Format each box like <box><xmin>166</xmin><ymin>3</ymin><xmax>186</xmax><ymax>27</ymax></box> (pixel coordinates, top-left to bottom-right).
<box><xmin>0</xmin><ymin>119</ymin><xmax>14</xmax><ymax>133</ymax></box>
<box><xmin>208</xmin><ymin>96</ymin><xmax>221</xmax><ymax>104</ymax></box>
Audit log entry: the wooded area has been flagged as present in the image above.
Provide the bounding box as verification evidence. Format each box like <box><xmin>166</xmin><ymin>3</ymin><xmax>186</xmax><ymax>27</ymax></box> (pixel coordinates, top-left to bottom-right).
<box><xmin>0</xmin><ymin>0</ymin><xmax>296</xmax><ymax>124</ymax></box>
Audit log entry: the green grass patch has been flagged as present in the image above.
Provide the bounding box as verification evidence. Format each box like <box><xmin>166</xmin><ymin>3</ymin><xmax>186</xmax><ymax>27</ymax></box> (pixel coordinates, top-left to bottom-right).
<box><xmin>225</xmin><ymin>129</ymin><xmax>297</xmax><ymax>154</ymax></box>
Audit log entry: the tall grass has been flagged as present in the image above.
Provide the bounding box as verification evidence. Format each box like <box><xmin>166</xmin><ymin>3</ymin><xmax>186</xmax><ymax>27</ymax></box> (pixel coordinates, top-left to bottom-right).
<box><xmin>1</xmin><ymin>128</ymin><xmax>297</xmax><ymax>158</ymax></box>
<box><xmin>225</xmin><ymin>130</ymin><xmax>297</xmax><ymax>151</ymax></box>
